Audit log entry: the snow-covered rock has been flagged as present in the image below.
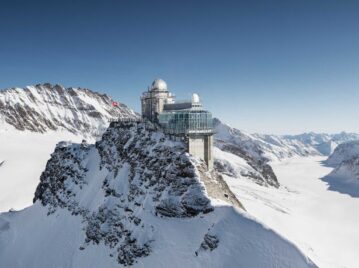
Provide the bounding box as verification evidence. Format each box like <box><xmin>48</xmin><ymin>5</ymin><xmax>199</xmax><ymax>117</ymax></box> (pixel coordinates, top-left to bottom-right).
<box><xmin>214</xmin><ymin>147</ymin><xmax>278</xmax><ymax>188</ymax></box>
<box><xmin>0</xmin><ymin>121</ymin><xmax>316</xmax><ymax>268</ymax></box>
<box><xmin>326</xmin><ymin>140</ymin><xmax>359</xmax><ymax>167</ymax></box>
<box><xmin>0</xmin><ymin>83</ymin><xmax>137</xmax><ymax>136</ymax></box>
<box><xmin>214</xmin><ymin>118</ymin><xmax>319</xmax><ymax>164</ymax></box>
<box><xmin>328</xmin><ymin>156</ymin><xmax>359</xmax><ymax>182</ymax></box>
<box><xmin>214</xmin><ymin>118</ymin><xmax>359</xmax><ymax>189</ymax></box>
<box><xmin>0</xmin><ymin>83</ymin><xmax>137</xmax><ymax>212</ymax></box>
<box><xmin>215</xmin><ymin>119</ymin><xmax>359</xmax><ymax>162</ymax></box>
<box><xmin>282</xmin><ymin>132</ymin><xmax>359</xmax><ymax>156</ymax></box>
<box><xmin>213</xmin><ymin>119</ymin><xmax>279</xmax><ymax>188</ymax></box>
<box><xmin>252</xmin><ymin>133</ymin><xmax>319</xmax><ymax>160</ymax></box>
<box><xmin>322</xmin><ymin>141</ymin><xmax>359</xmax><ymax>197</ymax></box>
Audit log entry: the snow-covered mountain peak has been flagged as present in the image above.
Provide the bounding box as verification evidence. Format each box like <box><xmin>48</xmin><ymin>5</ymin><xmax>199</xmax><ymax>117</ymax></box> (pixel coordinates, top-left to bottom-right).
<box><xmin>323</xmin><ymin>140</ymin><xmax>359</xmax><ymax>197</ymax></box>
<box><xmin>326</xmin><ymin>140</ymin><xmax>359</xmax><ymax>167</ymax></box>
<box><xmin>0</xmin><ymin>83</ymin><xmax>137</xmax><ymax>136</ymax></box>
<box><xmin>328</xmin><ymin>156</ymin><xmax>359</xmax><ymax>182</ymax></box>
<box><xmin>0</xmin><ymin>120</ymin><xmax>316</xmax><ymax>267</ymax></box>
<box><xmin>214</xmin><ymin>118</ymin><xmax>359</xmax><ymax>162</ymax></box>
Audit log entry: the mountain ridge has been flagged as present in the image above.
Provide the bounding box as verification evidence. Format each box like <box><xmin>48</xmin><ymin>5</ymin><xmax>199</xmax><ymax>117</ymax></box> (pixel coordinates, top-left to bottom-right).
<box><xmin>0</xmin><ymin>83</ymin><xmax>137</xmax><ymax>136</ymax></box>
<box><xmin>0</xmin><ymin>120</ymin><xmax>316</xmax><ymax>267</ymax></box>
<box><xmin>215</xmin><ymin>118</ymin><xmax>359</xmax><ymax>162</ymax></box>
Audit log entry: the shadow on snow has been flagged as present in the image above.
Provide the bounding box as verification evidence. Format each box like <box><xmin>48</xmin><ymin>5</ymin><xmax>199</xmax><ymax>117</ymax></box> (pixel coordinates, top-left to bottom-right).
<box><xmin>319</xmin><ymin>160</ymin><xmax>359</xmax><ymax>198</ymax></box>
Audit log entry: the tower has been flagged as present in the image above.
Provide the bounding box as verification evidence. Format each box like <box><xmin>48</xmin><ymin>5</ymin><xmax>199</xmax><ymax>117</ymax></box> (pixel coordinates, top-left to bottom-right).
<box><xmin>141</xmin><ymin>79</ymin><xmax>174</xmax><ymax>122</ymax></box>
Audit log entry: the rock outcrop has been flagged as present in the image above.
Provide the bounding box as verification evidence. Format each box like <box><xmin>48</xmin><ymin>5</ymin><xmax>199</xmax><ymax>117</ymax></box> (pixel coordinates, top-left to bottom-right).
<box><xmin>33</xmin><ymin>121</ymin><xmax>216</xmax><ymax>265</ymax></box>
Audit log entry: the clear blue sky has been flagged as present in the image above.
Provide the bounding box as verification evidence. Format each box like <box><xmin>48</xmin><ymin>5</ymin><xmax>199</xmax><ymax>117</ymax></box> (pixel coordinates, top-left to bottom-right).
<box><xmin>1</xmin><ymin>0</ymin><xmax>358</xmax><ymax>134</ymax></box>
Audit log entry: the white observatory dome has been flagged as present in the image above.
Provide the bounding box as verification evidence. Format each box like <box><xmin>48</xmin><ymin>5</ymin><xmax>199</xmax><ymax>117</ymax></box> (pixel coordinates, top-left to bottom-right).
<box><xmin>151</xmin><ymin>79</ymin><xmax>167</xmax><ymax>91</ymax></box>
<box><xmin>192</xmin><ymin>93</ymin><xmax>200</xmax><ymax>103</ymax></box>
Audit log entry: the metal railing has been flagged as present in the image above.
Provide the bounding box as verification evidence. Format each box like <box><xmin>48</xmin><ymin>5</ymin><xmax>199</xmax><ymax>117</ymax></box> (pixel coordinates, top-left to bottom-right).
<box><xmin>109</xmin><ymin>117</ymin><xmax>143</xmax><ymax>123</ymax></box>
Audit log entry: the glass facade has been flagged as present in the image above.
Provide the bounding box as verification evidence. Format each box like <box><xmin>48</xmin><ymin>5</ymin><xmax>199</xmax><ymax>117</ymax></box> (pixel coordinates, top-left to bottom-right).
<box><xmin>158</xmin><ymin>110</ymin><xmax>213</xmax><ymax>135</ymax></box>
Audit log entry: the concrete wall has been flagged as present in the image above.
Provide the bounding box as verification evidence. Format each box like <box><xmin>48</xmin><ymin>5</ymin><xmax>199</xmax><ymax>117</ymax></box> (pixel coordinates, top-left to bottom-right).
<box><xmin>204</xmin><ymin>135</ymin><xmax>213</xmax><ymax>170</ymax></box>
<box><xmin>188</xmin><ymin>135</ymin><xmax>213</xmax><ymax>170</ymax></box>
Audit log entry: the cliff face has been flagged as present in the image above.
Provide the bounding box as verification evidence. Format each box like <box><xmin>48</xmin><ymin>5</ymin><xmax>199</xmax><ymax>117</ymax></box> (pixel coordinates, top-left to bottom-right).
<box><xmin>0</xmin><ymin>121</ymin><xmax>316</xmax><ymax>268</ymax></box>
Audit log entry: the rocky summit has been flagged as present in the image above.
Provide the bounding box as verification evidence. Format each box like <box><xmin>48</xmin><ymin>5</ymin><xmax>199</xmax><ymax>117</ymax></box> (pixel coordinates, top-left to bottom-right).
<box><xmin>0</xmin><ymin>120</ymin><xmax>315</xmax><ymax>268</ymax></box>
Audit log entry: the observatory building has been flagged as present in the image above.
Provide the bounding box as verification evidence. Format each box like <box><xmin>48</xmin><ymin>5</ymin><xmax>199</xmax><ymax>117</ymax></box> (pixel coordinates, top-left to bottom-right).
<box><xmin>141</xmin><ymin>79</ymin><xmax>213</xmax><ymax>170</ymax></box>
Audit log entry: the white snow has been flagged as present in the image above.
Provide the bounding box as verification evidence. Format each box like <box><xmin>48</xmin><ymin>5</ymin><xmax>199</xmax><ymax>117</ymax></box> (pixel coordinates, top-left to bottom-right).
<box><xmin>0</xmin><ymin>84</ymin><xmax>137</xmax><ymax>212</ymax></box>
<box><xmin>0</xmin><ymin>204</ymin><xmax>316</xmax><ymax>268</ymax></box>
<box><xmin>214</xmin><ymin>147</ymin><xmax>255</xmax><ymax>174</ymax></box>
<box><xmin>0</xmin><ymin>125</ymin><xmax>84</xmax><ymax>212</ymax></box>
<box><xmin>224</xmin><ymin>156</ymin><xmax>359</xmax><ymax>268</ymax></box>
<box><xmin>326</xmin><ymin>140</ymin><xmax>359</xmax><ymax>167</ymax></box>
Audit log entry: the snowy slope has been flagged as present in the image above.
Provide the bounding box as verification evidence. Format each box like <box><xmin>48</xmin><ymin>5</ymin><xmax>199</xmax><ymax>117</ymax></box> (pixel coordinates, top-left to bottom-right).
<box><xmin>322</xmin><ymin>141</ymin><xmax>359</xmax><ymax>196</ymax></box>
<box><xmin>328</xmin><ymin>156</ymin><xmax>359</xmax><ymax>182</ymax></box>
<box><xmin>0</xmin><ymin>121</ymin><xmax>316</xmax><ymax>268</ymax></box>
<box><xmin>214</xmin><ymin>147</ymin><xmax>279</xmax><ymax>188</ymax></box>
<box><xmin>282</xmin><ymin>132</ymin><xmax>359</xmax><ymax>155</ymax></box>
<box><xmin>0</xmin><ymin>84</ymin><xmax>137</xmax><ymax>212</ymax></box>
<box><xmin>0</xmin><ymin>83</ymin><xmax>137</xmax><ymax>136</ymax></box>
<box><xmin>213</xmin><ymin>119</ymin><xmax>279</xmax><ymax>187</ymax></box>
<box><xmin>223</xmin><ymin>156</ymin><xmax>359</xmax><ymax>268</ymax></box>
<box><xmin>0</xmin><ymin>125</ymin><xmax>83</xmax><ymax>212</ymax></box>
<box><xmin>215</xmin><ymin>118</ymin><xmax>359</xmax><ymax>161</ymax></box>
<box><xmin>326</xmin><ymin>140</ymin><xmax>359</xmax><ymax>167</ymax></box>
<box><xmin>214</xmin><ymin>118</ymin><xmax>318</xmax><ymax>162</ymax></box>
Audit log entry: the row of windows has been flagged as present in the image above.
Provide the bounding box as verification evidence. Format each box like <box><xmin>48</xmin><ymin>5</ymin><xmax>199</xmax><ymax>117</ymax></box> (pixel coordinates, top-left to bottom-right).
<box><xmin>158</xmin><ymin>110</ymin><xmax>213</xmax><ymax>134</ymax></box>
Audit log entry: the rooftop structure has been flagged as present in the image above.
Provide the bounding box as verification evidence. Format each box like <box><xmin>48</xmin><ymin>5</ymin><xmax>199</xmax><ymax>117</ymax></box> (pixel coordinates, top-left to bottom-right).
<box><xmin>141</xmin><ymin>79</ymin><xmax>213</xmax><ymax>170</ymax></box>
<box><xmin>141</xmin><ymin>79</ymin><xmax>175</xmax><ymax>122</ymax></box>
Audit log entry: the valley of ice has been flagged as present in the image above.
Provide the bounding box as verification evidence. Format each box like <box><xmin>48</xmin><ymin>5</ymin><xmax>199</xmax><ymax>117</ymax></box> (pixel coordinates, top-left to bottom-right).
<box><xmin>225</xmin><ymin>156</ymin><xmax>359</xmax><ymax>268</ymax></box>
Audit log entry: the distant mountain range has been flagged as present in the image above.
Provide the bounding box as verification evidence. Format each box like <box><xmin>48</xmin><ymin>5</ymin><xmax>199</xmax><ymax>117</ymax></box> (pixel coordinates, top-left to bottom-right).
<box><xmin>214</xmin><ymin>118</ymin><xmax>359</xmax><ymax>162</ymax></box>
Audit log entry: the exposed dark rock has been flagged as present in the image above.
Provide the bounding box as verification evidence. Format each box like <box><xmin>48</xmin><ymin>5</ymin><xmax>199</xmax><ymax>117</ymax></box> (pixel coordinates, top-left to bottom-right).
<box><xmin>33</xmin><ymin>121</ymin><xmax>215</xmax><ymax>265</ymax></box>
<box><xmin>200</xmin><ymin>234</ymin><xmax>219</xmax><ymax>251</ymax></box>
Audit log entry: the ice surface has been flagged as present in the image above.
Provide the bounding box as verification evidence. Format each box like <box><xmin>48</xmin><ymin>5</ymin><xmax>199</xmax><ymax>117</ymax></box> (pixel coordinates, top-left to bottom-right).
<box><xmin>224</xmin><ymin>156</ymin><xmax>359</xmax><ymax>268</ymax></box>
